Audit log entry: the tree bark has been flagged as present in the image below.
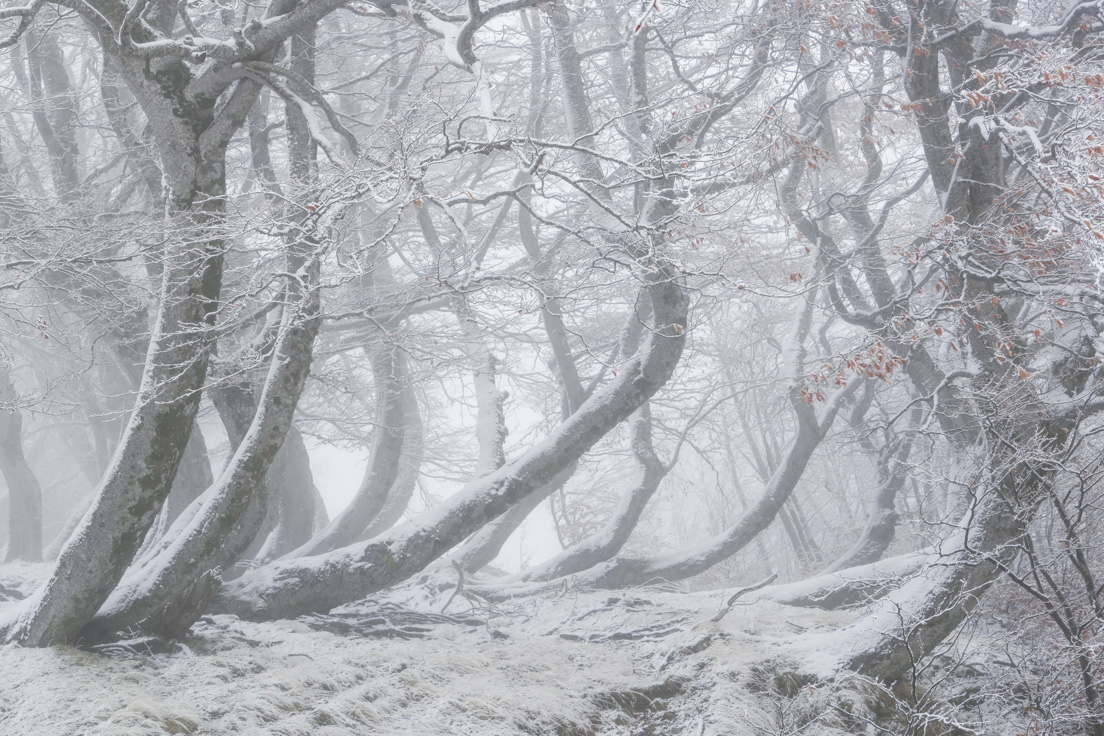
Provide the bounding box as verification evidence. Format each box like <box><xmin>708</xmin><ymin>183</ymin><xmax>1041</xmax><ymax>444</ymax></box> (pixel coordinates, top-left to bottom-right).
<box><xmin>84</xmin><ymin>231</ymin><xmax>322</xmax><ymax>639</ymax></box>
<box><xmin>290</xmin><ymin>343</ymin><xmax>406</xmax><ymax>556</ymax></box>
<box><xmin>0</xmin><ymin>364</ymin><xmax>41</xmax><ymax>562</ymax></box>
<box><xmin>823</xmin><ymin>432</ymin><xmax>915</xmax><ymax>574</ymax></box>
<box><xmin>212</xmin><ymin>271</ymin><xmax>688</xmax><ymax>620</ymax></box>
<box><xmin>252</xmin><ymin>426</ymin><xmax>322</xmax><ymax>562</ymax></box>
<box><xmin>1</xmin><ymin>18</ymin><xmax>267</xmax><ymax>641</ymax></box>
<box><xmin>563</xmin><ymin>290</ymin><xmax>854</xmax><ymax>589</ymax></box>
<box><xmin>6</xmin><ymin>195</ymin><xmax>226</xmax><ymax>646</ymax></box>
<box><xmin>796</xmin><ymin>429</ymin><xmax>1063</xmax><ymax>682</ymax></box>
<box><xmin>452</xmin><ymin>461</ymin><xmax>577</xmax><ymax>574</ymax></box>
<box><xmin>572</xmin><ymin>385</ymin><xmax>852</xmax><ymax>589</ymax></box>
<box><xmin>515</xmin><ymin>403</ymin><xmax>665</xmax><ymax>583</ymax></box>
<box><xmin>22</xmin><ymin>29</ymin><xmax>81</xmax><ymax>202</ymax></box>
<box><xmin>357</xmin><ymin>383</ymin><xmax>422</xmax><ymax>540</ymax></box>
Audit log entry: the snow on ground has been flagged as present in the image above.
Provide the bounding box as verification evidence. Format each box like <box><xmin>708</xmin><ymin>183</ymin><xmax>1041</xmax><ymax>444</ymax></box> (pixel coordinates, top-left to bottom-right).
<box><xmin>0</xmin><ymin>569</ymin><xmax>872</xmax><ymax>736</ymax></box>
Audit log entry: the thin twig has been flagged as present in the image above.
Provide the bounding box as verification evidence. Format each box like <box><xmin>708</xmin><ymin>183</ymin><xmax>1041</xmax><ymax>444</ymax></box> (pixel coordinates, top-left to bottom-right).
<box><xmin>710</xmin><ymin>573</ymin><xmax>778</xmax><ymax>623</ymax></box>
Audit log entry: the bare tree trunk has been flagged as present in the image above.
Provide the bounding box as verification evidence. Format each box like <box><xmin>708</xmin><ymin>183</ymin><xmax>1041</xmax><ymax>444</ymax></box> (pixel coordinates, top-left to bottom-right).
<box><xmin>547</xmin><ymin>289</ymin><xmax>846</xmax><ymax>589</ymax></box>
<box><xmin>204</xmin><ymin>23</ymin><xmax>322</xmax><ymax>572</ymax></box>
<box><xmin>290</xmin><ymin>343</ymin><xmax>406</xmax><ymax>556</ymax></box>
<box><xmin>574</xmin><ymin>387</ymin><xmax>853</xmax><ymax>590</ymax></box>
<box><xmin>0</xmin><ymin>364</ymin><xmax>41</xmax><ymax>562</ymax></box>
<box><xmin>448</xmin><ymin>249</ymin><xmax>588</xmax><ymax>570</ymax></box>
<box><xmin>246</xmin><ymin>91</ymin><xmax>282</xmax><ymax>197</ymax></box>
<box><xmin>516</xmin><ymin>402</ymin><xmax>665</xmax><ymax>583</ymax></box>
<box><xmin>208</xmin><ymin>370</ymin><xmax>278</xmax><ymax>568</ymax></box>
<box><xmin>799</xmin><ymin>443</ymin><xmax>1059</xmax><ymax>683</ymax></box>
<box><xmin>1</xmin><ymin>12</ymin><xmax>271</xmax><ymax>639</ymax></box>
<box><xmin>252</xmin><ymin>427</ymin><xmax>322</xmax><ymax>561</ymax></box>
<box><xmin>213</xmin><ymin>271</ymin><xmax>688</xmax><ymax>620</ymax></box>
<box><xmin>84</xmin><ymin>229</ymin><xmax>322</xmax><ymax>639</ymax></box>
<box><xmin>757</xmin><ymin>549</ymin><xmax>931</xmax><ymax>610</ymax></box>
<box><xmin>6</xmin><ymin>196</ymin><xmax>227</xmax><ymax>646</ymax></box>
<box><xmin>824</xmin><ymin>419</ymin><xmax>916</xmax><ymax>573</ymax></box>
<box><xmin>358</xmin><ymin>384</ymin><xmax>422</xmax><ymax>540</ymax></box>
<box><xmin>452</xmin><ymin>461</ymin><xmax>577</xmax><ymax>574</ymax></box>
<box><xmin>509</xmin><ymin>295</ymin><xmax>661</xmax><ymax>582</ymax></box>
<box><xmin>21</xmin><ymin>29</ymin><xmax>81</xmax><ymax>201</ymax></box>
<box><xmin>79</xmin><ymin>23</ymin><xmax>323</xmax><ymax>635</ymax></box>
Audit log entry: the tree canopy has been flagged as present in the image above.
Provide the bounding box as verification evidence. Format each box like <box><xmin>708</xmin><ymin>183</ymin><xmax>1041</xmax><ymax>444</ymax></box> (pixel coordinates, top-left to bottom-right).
<box><xmin>2</xmin><ymin>0</ymin><xmax>1104</xmax><ymax>728</ymax></box>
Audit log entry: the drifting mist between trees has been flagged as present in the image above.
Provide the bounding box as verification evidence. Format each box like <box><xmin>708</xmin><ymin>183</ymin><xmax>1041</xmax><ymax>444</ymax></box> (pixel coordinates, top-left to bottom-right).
<box><xmin>1</xmin><ymin>0</ymin><xmax>1104</xmax><ymax>725</ymax></box>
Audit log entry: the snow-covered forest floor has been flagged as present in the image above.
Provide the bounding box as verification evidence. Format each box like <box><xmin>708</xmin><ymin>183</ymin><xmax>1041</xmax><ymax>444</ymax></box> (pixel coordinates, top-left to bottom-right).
<box><xmin>0</xmin><ymin>561</ymin><xmax>922</xmax><ymax>736</ymax></box>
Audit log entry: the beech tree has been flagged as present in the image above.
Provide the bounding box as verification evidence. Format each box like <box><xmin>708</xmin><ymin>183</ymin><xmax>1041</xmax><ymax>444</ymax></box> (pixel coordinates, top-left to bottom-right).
<box><xmin>0</xmin><ymin>0</ymin><xmax>1102</xmax><ymax>714</ymax></box>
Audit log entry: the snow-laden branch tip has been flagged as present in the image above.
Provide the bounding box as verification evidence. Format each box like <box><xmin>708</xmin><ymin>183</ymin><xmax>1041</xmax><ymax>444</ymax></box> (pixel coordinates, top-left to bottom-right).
<box><xmin>934</xmin><ymin>0</ymin><xmax>1104</xmax><ymax>45</ymax></box>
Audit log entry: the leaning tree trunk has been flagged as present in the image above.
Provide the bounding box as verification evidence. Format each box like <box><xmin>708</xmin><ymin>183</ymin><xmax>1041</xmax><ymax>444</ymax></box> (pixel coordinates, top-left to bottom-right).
<box><xmin>0</xmin><ymin>24</ymin><xmax>265</xmax><ymax>641</ymax></box>
<box><xmin>207</xmin><ymin>324</ymin><xmax>284</xmax><ymax>568</ymax></box>
<box><xmin>559</xmin><ymin>386</ymin><xmax>846</xmax><ymax>590</ymax></box>
<box><xmin>357</xmin><ymin>383</ymin><xmax>423</xmax><ymax>540</ymax></box>
<box><xmin>511</xmin><ymin>296</ymin><xmax>662</xmax><ymax>583</ymax></box>
<box><xmin>823</xmin><ymin>434</ymin><xmax>915</xmax><ymax>574</ymax></box>
<box><xmin>80</xmin><ymin>20</ymin><xmax>326</xmax><ymax>636</ymax></box>
<box><xmin>83</xmin><ymin>227</ymin><xmax>323</xmax><ymax>640</ymax></box>
<box><xmin>212</xmin><ymin>269</ymin><xmax>689</xmax><ymax>620</ymax></box>
<box><xmin>515</xmin><ymin>402</ymin><xmax>665</xmax><ymax>583</ymax></box>
<box><xmin>449</xmin><ymin>255</ymin><xmax>606</xmax><ymax>573</ymax></box>
<box><xmin>756</xmin><ymin>548</ymin><xmax>931</xmax><ymax>610</ymax></box>
<box><xmin>4</xmin><ymin>192</ymin><xmax>226</xmax><ymax>646</ymax></box>
<box><xmin>552</xmin><ymin>289</ymin><xmax>856</xmax><ymax>590</ymax></box>
<box><xmin>794</xmin><ymin>422</ymin><xmax>1065</xmax><ymax>683</ymax></box>
<box><xmin>821</xmin><ymin>398</ymin><xmax>920</xmax><ymax>574</ymax></box>
<box><xmin>452</xmin><ymin>462</ymin><xmax>577</xmax><ymax>574</ymax></box>
<box><xmin>252</xmin><ymin>426</ymin><xmax>323</xmax><ymax>562</ymax></box>
<box><xmin>135</xmin><ymin>425</ymin><xmax>217</xmax><ymax>560</ymax></box>
<box><xmin>290</xmin><ymin>342</ymin><xmax>406</xmax><ymax>557</ymax></box>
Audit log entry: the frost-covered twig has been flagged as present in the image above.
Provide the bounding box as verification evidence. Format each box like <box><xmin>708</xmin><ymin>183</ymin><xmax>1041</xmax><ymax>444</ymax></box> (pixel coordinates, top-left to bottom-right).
<box><xmin>710</xmin><ymin>574</ymin><xmax>777</xmax><ymax>623</ymax></box>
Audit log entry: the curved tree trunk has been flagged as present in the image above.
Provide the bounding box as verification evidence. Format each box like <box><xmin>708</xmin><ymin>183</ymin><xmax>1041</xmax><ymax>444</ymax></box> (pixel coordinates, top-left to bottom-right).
<box><xmin>5</xmin><ymin>194</ymin><xmax>227</xmax><ymax>646</ymax></box>
<box><xmin>208</xmin><ymin>373</ymin><xmax>275</xmax><ymax>570</ymax></box>
<box><xmin>570</xmin><ymin>385</ymin><xmax>851</xmax><ymax>590</ymax></box>
<box><xmin>795</xmin><ymin>439</ymin><xmax>1059</xmax><ymax>683</ymax></box>
<box><xmin>452</xmin><ymin>461</ymin><xmax>577</xmax><ymax>574</ymax></box>
<box><xmin>252</xmin><ymin>426</ymin><xmax>322</xmax><ymax>562</ymax></box>
<box><xmin>290</xmin><ymin>343</ymin><xmax>406</xmax><ymax>556</ymax></box>
<box><xmin>756</xmin><ymin>548</ymin><xmax>932</xmax><ymax>610</ymax></box>
<box><xmin>358</xmin><ymin>383</ymin><xmax>422</xmax><ymax>540</ymax></box>
<box><xmin>82</xmin><ymin>19</ymin><xmax>324</xmax><ymax>635</ymax></box>
<box><xmin>509</xmin><ymin>295</ymin><xmax>661</xmax><ymax>582</ymax></box>
<box><xmin>823</xmin><ymin>431</ymin><xmax>915</xmax><ymax>574</ymax></box>
<box><xmin>207</xmin><ymin>22</ymin><xmax>322</xmax><ymax>573</ymax></box>
<box><xmin>560</xmin><ymin>290</ymin><xmax>856</xmax><ymax>590</ymax></box>
<box><xmin>84</xmin><ymin>235</ymin><xmax>322</xmax><ymax>640</ymax></box>
<box><xmin>818</xmin><ymin>394</ymin><xmax>919</xmax><ymax>574</ymax></box>
<box><xmin>451</xmin><ymin>292</ymin><xmax>647</xmax><ymax>574</ymax></box>
<box><xmin>515</xmin><ymin>402</ymin><xmax>665</xmax><ymax>583</ymax></box>
<box><xmin>133</xmin><ymin>422</ymin><xmax>215</xmax><ymax>566</ymax></box>
<box><xmin>0</xmin><ymin>8</ymin><xmax>275</xmax><ymax>639</ymax></box>
<box><xmin>212</xmin><ymin>272</ymin><xmax>688</xmax><ymax>620</ymax></box>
